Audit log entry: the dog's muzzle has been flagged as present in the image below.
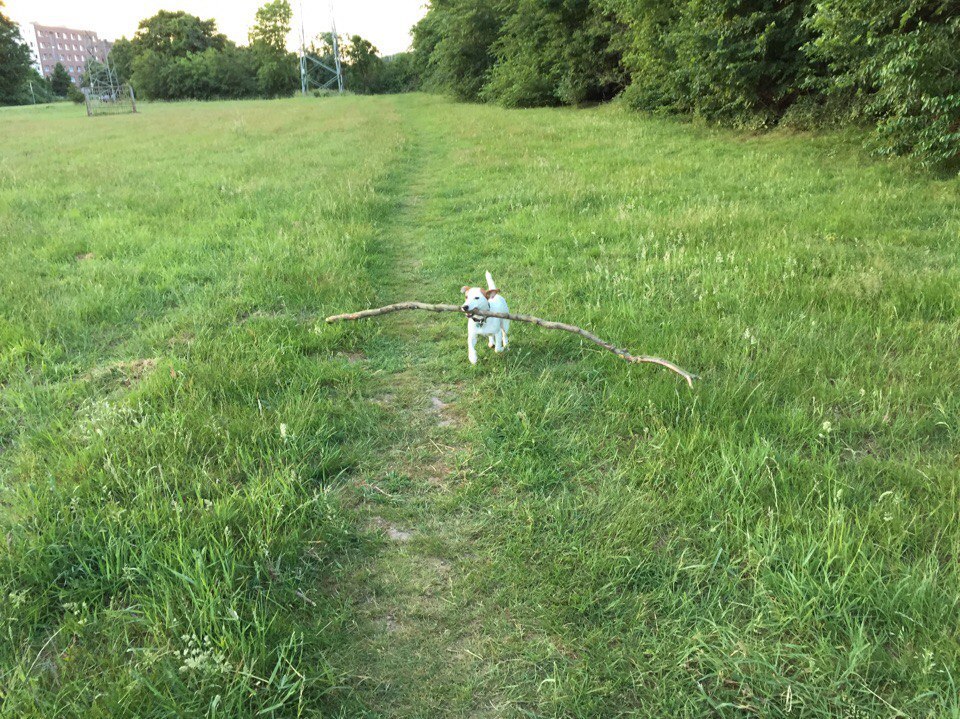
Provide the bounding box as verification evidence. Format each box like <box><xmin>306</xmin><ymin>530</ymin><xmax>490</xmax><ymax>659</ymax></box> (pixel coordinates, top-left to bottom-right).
<box><xmin>463</xmin><ymin>308</ymin><xmax>487</xmax><ymax>326</ymax></box>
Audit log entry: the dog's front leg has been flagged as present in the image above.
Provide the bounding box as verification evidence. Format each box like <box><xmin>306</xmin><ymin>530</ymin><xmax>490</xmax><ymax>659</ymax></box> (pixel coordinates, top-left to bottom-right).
<box><xmin>468</xmin><ymin>320</ymin><xmax>479</xmax><ymax>365</ymax></box>
<box><xmin>494</xmin><ymin>325</ymin><xmax>504</xmax><ymax>352</ymax></box>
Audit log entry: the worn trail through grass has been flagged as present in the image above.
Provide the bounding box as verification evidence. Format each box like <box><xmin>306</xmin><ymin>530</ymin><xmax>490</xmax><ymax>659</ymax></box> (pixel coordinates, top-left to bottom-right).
<box><xmin>331</xmin><ymin>115</ymin><xmax>507</xmax><ymax>717</ymax></box>
<box><xmin>3</xmin><ymin>94</ymin><xmax>958</xmax><ymax>718</ymax></box>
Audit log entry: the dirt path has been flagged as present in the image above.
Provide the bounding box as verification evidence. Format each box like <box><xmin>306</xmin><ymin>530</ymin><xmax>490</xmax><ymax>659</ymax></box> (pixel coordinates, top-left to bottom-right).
<box><xmin>329</xmin><ymin>107</ymin><xmax>510</xmax><ymax>718</ymax></box>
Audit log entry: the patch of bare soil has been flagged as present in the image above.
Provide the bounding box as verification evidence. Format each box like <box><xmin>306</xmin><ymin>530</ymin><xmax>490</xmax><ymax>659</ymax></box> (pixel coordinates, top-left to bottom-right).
<box><xmin>370</xmin><ymin>516</ymin><xmax>415</xmax><ymax>542</ymax></box>
<box><xmin>84</xmin><ymin>358</ymin><xmax>160</xmax><ymax>386</ymax></box>
<box><xmin>339</xmin><ymin>351</ymin><xmax>366</xmax><ymax>364</ymax></box>
<box><xmin>430</xmin><ymin>394</ymin><xmax>464</xmax><ymax>428</ymax></box>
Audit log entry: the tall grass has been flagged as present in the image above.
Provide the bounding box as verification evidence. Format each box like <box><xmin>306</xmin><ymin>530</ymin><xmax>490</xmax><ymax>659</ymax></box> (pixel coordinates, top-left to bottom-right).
<box><xmin>0</xmin><ymin>99</ymin><xmax>399</xmax><ymax>716</ymax></box>
<box><xmin>1</xmin><ymin>94</ymin><xmax>958</xmax><ymax>717</ymax></box>
<box><xmin>390</xmin><ymin>97</ymin><xmax>960</xmax><ymax>716</ymax></box>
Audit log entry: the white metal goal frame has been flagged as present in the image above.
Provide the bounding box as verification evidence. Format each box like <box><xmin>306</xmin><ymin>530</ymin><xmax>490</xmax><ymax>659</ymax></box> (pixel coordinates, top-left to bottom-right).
<box><xmin>83</xmin><ymin>83</ymin><xmax>137</xmax><ymax>116</ymax></box>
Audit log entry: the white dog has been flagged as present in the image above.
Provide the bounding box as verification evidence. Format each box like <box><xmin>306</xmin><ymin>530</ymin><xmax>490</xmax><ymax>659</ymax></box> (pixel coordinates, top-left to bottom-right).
<box><xmin>460</xmin><ymin>271</ymin><xmax>510</xmax><ymax>365</ymax></box>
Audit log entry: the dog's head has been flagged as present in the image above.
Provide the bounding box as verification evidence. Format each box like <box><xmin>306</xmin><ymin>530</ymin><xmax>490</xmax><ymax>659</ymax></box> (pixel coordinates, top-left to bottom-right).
<box><xmin>460</xmin><ymin>286</ymin><xmax>499</xmax><ymax>314</ymax></box>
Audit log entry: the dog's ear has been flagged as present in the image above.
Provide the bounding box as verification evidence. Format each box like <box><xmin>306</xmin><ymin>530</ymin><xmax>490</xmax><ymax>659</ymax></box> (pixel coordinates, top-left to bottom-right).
<box><xmin>484</xmin><ymin>289</ymin><xmax>500</xmax><ymax>299</ymax></box>
<box><xmin>461</xmin><ymin>286</ymin><xmax>470</xmax><ymax>295</ymax></box>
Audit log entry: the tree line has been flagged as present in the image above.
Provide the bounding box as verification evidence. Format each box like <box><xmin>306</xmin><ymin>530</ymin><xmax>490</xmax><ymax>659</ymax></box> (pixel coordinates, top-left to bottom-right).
<box><xmin>107</xmin><ymin>2</ymin><xmax>417</xmax><ymax>100</ymax></box>
<box><xmin>110</xmin><ymin>0</ymin><xmax>412</xmax><ymax>100</ymax></box>
<box><xmin>412</xmin><ymin>0</ymin><xmax>960</xmax><ymax>167</ymax></box>
<box><xmin>0</xmin><ymin>0</ymin><xmax>417</xmax><ymax>105</ymax></box>
<box><xmin>3</xmin><ymin>0</ymin><xmax>956</xmax><ymax>166</ymax></box>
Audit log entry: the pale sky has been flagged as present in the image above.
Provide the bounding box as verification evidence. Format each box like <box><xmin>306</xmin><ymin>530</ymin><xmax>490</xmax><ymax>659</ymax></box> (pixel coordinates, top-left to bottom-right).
<box><xmin>6</xmin><ymin>0</ymin><xmax>428</xmax><ymax>55</ymax></box>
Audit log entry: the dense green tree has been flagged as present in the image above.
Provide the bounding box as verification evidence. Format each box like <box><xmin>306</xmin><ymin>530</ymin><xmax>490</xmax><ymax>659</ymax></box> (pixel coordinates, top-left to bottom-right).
<box><xmin>254</xmin><ymin>57</ymin><xmax>298</xmax><ymax>98</ymax></box>
<box><xmin>124</xmin><ymin>9</ymin><xmax>268</xmax><ymax>100</ymax></box>
<box><xmin>49</xmin><ymin>62</ymin><xmax>73</xmax><ymax>96</ymax></box>
<box><xmin>344</xmin><ymin>35</ymin><xmax>384</xmax><ymax>93</ymax></box>
<box><xmin>127</xmin><ymin>10</ymin><xmax>229</xmax><ymax>98</ymax></box>
<box><xmin>807</xmin><ymin>0</ymin><xmax>960</xmax><ymax>165</ymax></box>
<box><xmin>130</xmin><ymin>49</ymin><xmax>173</xmax><ymax>99</ymax></box>
<box><xmin>132</xmin><ymin>10</ymin><xmax>227</xmax><ymax>58</ymax></box>
<box><xmin>482</xmin><ymin>0</ymin><xmax>624</xmax><ymax>107</ymax></box>
<box><xmin>380</xmin><ymin>53</ymin><xmax>420</xmax><ymax>93</ymax></box>
<box><xmin>249</xmin><ymin>0</ymin><xmax>292</xmax><ymax>52</ymax></box>
<box><xmin>605</xmin><ymin>0</ymin><xmax>816</xmax><ymax>126</ymax></box>
<box><xmin>66</xmin><ymin>83</ymin><xmax>85</xmax><ymax>103</ymax></box>
<box><xmin>412</xmin><ymin>0</ymin><xmax>504</xmax><ymax>101</ymax></box>
<box><xmin>0</xmin><ymin>1</ymin><xmax>32</xmax><ymax>105</ymax></box>
<box><xmin>205</xmin><ymin>45</ymin><xmax>259</xmax><ymax>99</ymax></box>
<box><xmin>683</xmin><ymin>0</ymin><xmax>816</xmax><ymax>124</ymax></box>
<box><xmin>249</xmin><ymin>0</ymin><xmax>298</xmax><ymax>97</ymax></box>
<box><xmin>108</xmin><ymin>37</ymin><xmax>135</xmax><ymax>82</ymax></box>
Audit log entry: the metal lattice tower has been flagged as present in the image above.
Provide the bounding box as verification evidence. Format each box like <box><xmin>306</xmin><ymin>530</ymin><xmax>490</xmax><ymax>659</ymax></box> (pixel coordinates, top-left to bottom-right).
<box><xmin>299</xmin><ymin>1</ymin><xmax>344</xmax><ymax>94</ymax></box>
<box><xmin>83</xmin><ymin>56</ymin><xmax>137</xmax><ymax>116</ymax></box>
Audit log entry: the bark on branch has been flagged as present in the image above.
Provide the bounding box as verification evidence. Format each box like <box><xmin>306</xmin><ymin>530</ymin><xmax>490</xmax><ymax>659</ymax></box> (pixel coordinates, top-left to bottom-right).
<box><xmin>325</xmin><ymin>302</ymin><xmax>698</xmax><ymax>387</ymax></box>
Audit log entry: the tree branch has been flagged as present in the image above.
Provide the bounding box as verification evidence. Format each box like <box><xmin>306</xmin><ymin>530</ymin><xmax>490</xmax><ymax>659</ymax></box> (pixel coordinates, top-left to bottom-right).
<box><xmin>325</xmin><ymin>302</ymin><xmax>698</xmax><ymax>387</ymax></box>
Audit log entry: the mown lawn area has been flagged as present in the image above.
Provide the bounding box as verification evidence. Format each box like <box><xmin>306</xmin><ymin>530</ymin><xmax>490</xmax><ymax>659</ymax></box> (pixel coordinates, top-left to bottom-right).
<box><xmin>1</xmin><ymin>94</ymin><xmax>957</xmax><ymax>717</ymax></box>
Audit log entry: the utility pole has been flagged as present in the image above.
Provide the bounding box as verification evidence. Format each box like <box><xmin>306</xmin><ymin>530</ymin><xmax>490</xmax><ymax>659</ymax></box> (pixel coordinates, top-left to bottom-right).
<box><xmin>299</xmin><ymin>0</ymin><xmax>309</xmax><ymax>95</ymax></box>
<box><xmin>104</xmin><ymin>54</ymin><xmax>119</xmax><ymax>99</ymax></box>
<box><xmin>330</xmin><ymin>16</ymin><xmax>343</xmax><ymax>93</ymax></box>
<box><xmin>298</xmin><ymin>0</ymin><xmax>344</xmax><ymax>95</ymax></box>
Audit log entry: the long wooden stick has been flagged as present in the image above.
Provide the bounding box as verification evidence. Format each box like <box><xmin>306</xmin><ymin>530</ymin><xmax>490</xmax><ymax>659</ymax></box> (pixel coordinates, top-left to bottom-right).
<box><xmin>325</xmin><ymin>302</ymin><xmax>698</xmax><ymax>387</ymax></box>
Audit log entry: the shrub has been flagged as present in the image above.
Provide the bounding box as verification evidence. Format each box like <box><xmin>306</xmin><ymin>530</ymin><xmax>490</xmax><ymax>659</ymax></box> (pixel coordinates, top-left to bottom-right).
<box><xmin>379</xmin><ymin>53</ymin><xmax>420</xmax><ymax>94</ymax></box>
<box><xmin>482</xmin><ymin>0</ymin><xmax>624</xmax><ymax>108</ymax></box>
<box><xmin>67</xmin><ymin>85</ymin><xmax>85</xmax><ymax>104</ymax></box>
<box><xmin>808</xmin><ymin>0</ymin><xmax>960</xmax><ymax>166</ymax></box>
<box><xmin>607</xmin><ymin>0</ymin><xmax>818</xmax><ymax>126</ymax></box>
<box><xmin>412</xmin><ymin>0</ymin><xmax>504</xmax><ymax>101</ymax></box>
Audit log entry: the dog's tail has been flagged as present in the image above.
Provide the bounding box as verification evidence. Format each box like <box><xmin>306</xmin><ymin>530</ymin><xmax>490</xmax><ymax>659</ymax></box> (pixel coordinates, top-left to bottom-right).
<box><xmin>485</xmin><ymin>271</ymin><xmax>497</xmax><ymax>290</ymax></box>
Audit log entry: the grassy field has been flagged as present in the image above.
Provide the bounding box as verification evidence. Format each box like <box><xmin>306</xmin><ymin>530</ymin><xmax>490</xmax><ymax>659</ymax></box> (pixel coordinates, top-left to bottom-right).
<box><xmin>0</xmin><ymin>95</ymin><xmax>958</xmax><ymax>717</ymax></box>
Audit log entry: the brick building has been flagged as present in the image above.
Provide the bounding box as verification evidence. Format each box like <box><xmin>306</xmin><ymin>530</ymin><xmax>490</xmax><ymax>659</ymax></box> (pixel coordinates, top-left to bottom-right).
<box><xmin>20</xmin><ymin>23</ymin><xmax>113</xmax><ymax>86</ymax></box>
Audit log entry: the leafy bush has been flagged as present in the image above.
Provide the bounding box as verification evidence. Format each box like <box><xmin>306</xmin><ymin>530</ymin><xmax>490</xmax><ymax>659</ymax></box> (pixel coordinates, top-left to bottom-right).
<box><xmin>412</xmin><ymin>0</ymin><xmax>504</xmax><ymax>101</ymax></box>
<box><xmin>412</xmin><ymin>0</ymin><xmax>958</xmax><ymax>168</ymax></box>
<box><xmin>67</xmin><ymin>85</ymin><xmax>85</xmax><ymax>104</ymax></box>
<box><xmin>380</xmin><ymin>53</ymin><xmax>420</xmax><ymax>94</ymax></box>
<box><xmin>808</xmin><ymin>0</ymin><xmax>960</xmax><ymax>166</ymax></box>
<box><xmin>482</xmin><ymin>0</ymin><xmax>625</xmax><ymax>107</ymax></box>
<box><xmin>608</xmin><ymin>0</ymin><xmax>817</xmax><ymax>127</ymax></box>
<box><xmin>49</xmin><ymin>63</ymin><xmax>73</xmax><ymax>97</ymax></box>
